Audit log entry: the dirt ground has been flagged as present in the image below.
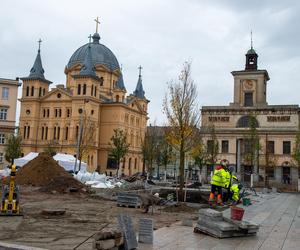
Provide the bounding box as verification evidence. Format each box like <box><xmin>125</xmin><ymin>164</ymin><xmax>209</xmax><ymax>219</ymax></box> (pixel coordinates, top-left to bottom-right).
<box><xmin>0</xmin><ymin>186</ymin><xmax>199</xmax><ymax>250</ymax></box>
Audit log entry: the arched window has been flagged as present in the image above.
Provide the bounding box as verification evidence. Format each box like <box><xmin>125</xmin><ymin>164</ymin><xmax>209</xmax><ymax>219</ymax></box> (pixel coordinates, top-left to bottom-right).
<box><xmin>77</xmin><ymin>84</ymin><xmax>81</xmax><ymax>95</ymax></box>
<box><xmin>134</xmin><ymin>158</ymin><xmax>137</xmax><ymax>169</ymax></box>
<box><xmin>45</xmin><ymin>127</ymin><xmax>48</xmax><ymax>140</ymax></box>
<box><xmin>237</xmin><ymin>115</ymin><xmax>259</xmax><ymax>128</ymax></box>
<box><xmin>94</xmin><ymin>86</ymin><xmax>97</xmax><ymax>97</ymax></box>
<box><xmin>43</xmin><ymin>88</ymin><xmax>45</xmax><ymax>96</ymax></box>
<box><xmin>39</xmin><ymin>87</ymin><xmax>42</xmax><ymax>97</ymax></box>
<box><xmin>83</xmin><ymin>84</ymin><xmax>87</xmax><ymax>95</ymax></box>
<box><xmin>100</xmin><ymin>77</ymin><xmax>104</xmax><ymax>86</ymax></box>
<box><xmin>26</xmin><ymin>86</ymin><xmax>30</xmax><ymax>96</ymax></box>
<box><xmin>31</xmin><ymin>86</ymin><xmax>34</xmax><ymax>96</ymax></box>
<box><xmin>91</xmin><ymin>85</ymin><xmax>94</xmax><ymax>96</ymax></box>
<box><xmin>116</xmin><ymin>95</ymin><xmax>119</xmax><ymax>102</ymax></box>
<box><xmin>41</xmin><ymin>127</ymin><xmax>44</xmax><ymax>140</ymax></box>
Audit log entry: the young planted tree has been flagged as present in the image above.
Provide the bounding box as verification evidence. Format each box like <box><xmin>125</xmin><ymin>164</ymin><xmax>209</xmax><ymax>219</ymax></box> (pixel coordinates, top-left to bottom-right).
<box><xmin>242</xmin><ymin>114</ymin><xmax>261</xmax><ymax>176</ymax></box>
<box><xmin>4</xmin><ymin>134</ymin><xmax>22</xmax><ymax>164</ymax></box>
<box><xmin>109</xmin><ymin>128</ymin><xmax>129</xmax><ymax>176</ymax></box>
<box><xmin>163</xmin><ymin>62</ymin><xmax>200</xmax><ymax>200</ymax></box>
<box><xmin>142</xmin><ymin>124</ymin><xmax>160</xmax><ymax>177</ymax></box>
<box><xmin>205</xmin><ymin>124</ymin><xmax>219</xmax><ymax>170</ymax></box>
<box><xmin>159</xmin><ymin>135</ymin><xmax>175</xmax><ymax>180</ymax></box>
<box><xmin>190</xmin><ymin>138</ymin><xmax>206</xmax><ymax>173</ymax></box>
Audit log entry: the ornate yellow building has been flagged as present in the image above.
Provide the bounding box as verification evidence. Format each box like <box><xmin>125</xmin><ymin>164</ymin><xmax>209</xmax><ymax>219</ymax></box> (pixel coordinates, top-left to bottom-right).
<box><xmin>19</xmin><ymin>27</ymin><xmax>149</xmax><ymax>174</ymax></box>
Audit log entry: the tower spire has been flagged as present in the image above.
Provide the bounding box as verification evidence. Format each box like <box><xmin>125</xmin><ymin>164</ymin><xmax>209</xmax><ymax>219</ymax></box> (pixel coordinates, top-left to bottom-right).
<box><xmin>133</xmin><ymin>65</ymin><xmax>145</xmax><ymax>99</ymax></box>
<box><xmin>28</xmin><ymin>39</ymin><xmax>45</xmax><ymax>79</ymax></box>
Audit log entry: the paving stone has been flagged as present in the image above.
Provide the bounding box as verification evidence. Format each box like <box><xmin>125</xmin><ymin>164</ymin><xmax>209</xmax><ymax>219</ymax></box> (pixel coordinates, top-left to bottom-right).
<box><xmin>138</xmin><ymin>218</ymin><xmax>153</xmax><ymax>244</ymax></box>
<box><xmin>117</xmin><ymin>214</ymin><xmax>137</xmax><ymax>250</ymax></box>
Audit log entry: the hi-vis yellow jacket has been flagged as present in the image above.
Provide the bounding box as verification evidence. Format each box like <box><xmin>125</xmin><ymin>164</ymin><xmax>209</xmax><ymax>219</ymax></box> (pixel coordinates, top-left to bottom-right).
<box><xmin>211</xmin><ymin>166</ymin><xmax>227</xmax><ymax>187</ymax></box>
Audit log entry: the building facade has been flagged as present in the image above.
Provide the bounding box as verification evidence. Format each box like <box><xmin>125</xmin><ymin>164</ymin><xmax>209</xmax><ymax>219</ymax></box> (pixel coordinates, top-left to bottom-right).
<box><xmin>0</xmin><ymin>78</ymin><xmax>20</xmax><ymax>168</ymax></box>
<box><xmin>201</xmin><ymin>45</ymin><xmax>300</xmax><ymax>189</ymax></box>
<box><xmin>19</xmin><ymin>28</ymin><xmax>149</xmax><ymax>174</ymax></box>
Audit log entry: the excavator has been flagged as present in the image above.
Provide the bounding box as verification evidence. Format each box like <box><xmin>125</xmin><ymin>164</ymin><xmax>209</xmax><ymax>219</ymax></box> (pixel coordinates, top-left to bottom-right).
<box><xmin>0</xmin><ymin>164</ymin><xmax>21</xmax><ymax>216</ymax></box>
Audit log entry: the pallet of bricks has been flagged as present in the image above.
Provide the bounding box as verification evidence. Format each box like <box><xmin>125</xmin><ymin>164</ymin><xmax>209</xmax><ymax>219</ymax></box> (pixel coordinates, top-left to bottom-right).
<box><xmin>93</xmin><ymin>228</ymin><xmax>124</xmax><ymax>250</ymax></box>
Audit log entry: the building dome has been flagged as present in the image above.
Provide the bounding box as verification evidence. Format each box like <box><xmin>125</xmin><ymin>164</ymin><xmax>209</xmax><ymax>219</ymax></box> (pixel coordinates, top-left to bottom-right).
<box><xmin>67</xmin><ymin>33</ymin><xmax>120</xmax><ymax>71</ymax></box>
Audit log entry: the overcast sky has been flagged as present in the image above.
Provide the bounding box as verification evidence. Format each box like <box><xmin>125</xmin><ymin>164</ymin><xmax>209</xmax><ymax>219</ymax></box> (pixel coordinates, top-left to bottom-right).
<box><xmin>1</xmin><ymin>0</ymin><xmax>300</xmax><ymax>125</ymax></box>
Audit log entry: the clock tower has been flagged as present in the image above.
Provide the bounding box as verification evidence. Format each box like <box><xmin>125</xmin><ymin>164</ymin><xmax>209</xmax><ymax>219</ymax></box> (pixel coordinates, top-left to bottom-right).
<box><xmin>230</xmin><ymin>44</ymin><xmax>269</xmax><ymax>107</ymax></box>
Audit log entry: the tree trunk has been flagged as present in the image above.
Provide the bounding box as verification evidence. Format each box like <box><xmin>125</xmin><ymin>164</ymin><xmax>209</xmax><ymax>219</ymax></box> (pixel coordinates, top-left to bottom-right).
<box><xmin>116</xmin><ymin>159</ymin><xmax>120</xmax><ymax>177</ymax></box>
<box><xmin>179</xmin><ymin>148</ymin><xmax>185</xmax><ymax>201</ymax></box>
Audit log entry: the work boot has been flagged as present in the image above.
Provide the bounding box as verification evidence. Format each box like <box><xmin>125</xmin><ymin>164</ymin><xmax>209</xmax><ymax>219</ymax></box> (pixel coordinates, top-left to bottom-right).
<box><xmin>217</xmin><ymin>194</ymin><xmax>223</xmax><ymax>206</ymax></box>
<box><xmin>209</xmin><ymin>193</ymin><xmax>215</xmax><ymax>208</ymax></box>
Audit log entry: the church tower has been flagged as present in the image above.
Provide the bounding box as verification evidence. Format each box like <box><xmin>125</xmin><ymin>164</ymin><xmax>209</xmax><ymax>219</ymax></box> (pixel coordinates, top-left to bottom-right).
<box><xmin>20</xmin><ymin>40</ymin><xmax>52</xmax><ymax>150</ymax></box>
<box><xmin>132</xmin><ymin>66</ymin><xmax>149</xmax><ymax>112</ymax></box>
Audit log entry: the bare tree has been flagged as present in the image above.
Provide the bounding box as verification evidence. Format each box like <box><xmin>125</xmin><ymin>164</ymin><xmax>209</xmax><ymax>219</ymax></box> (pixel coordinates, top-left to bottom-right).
<box><xmin>77</xmin><ymin>114</ymin><xmax>96</xmax><ymax>171</ymax></box>
<box><xmin>163</xmin><ymin>61</ymin><xmax>200</xmax><ymax>200</ymax></box>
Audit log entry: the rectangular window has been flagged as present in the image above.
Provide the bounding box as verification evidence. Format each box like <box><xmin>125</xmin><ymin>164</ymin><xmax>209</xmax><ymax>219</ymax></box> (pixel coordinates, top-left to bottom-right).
<box><xmin>243</xmin><ymin>139</ymin><xmax>253</xmax><ymax>154</ymax></box>
<box><xmin>41</xmin><ymin>127</ymin><xmax>44</xmax><ymax>140</ymax></box>
<box><xmin>266</xmin><ymin>167</ymin><xmax>275</xmax><ymax>178</ymax></box>
<box><xmin>2</xmin><ymin>87</ymin><xmax>9</xmax><ymax>100</ymax></box>
<box><xmin>59</xmin><ymin>109</ymin><xmax>62</xmax><ymax>117</ymax></box>
<box><xmin>267</xmin><ymin>141</ymin><xmax>275</xmax><ymax>154</ymax></box>
<box><xmin>31</xmin><ymin>86</ymin><xmax>34</xmax><ymax>96</ymax></box>
<box><xmin>43</xmin><ymin>109</ymin><xmax>46</xmax><ymax>117</ymax></box>
<box><xmin>221</xmin><ymin>140</ymin><xmax>229</xmax><ymax>153</ymax></box>
<box><xmin>0</xmin><ymin>108</ymin><xmax>8</xmax><ymax>120</ymax></box>
<box><xmin>283</xmin><ymin>141</ymin><xmax>291</xmax><ymax>155</ymax></box>
<box><xmin>91</xmin><ymin>85</ymin><xmax>94</xmax><ymax>96</ymax></box>
<box><xmin>66</xmin><ymin>108</ymin><xmax>71</xmax><ymax>118</ymax></box>
<box><xmin>0</xmin><ymin>152</ymin><xmax>3</xmax><ymax>163</ymax></box>
<box><xmin>47</xmin><ymin>109</ymin><xmax>50</xmax><ymax>117</ymax></box>
<box><xmin>207</xmin><ymin>140</ymin><xmax>214</xmax><ymax>154</ymax></box>
<box><xmin>0</xmin><ymin>133</ymin><xmax>5</xmax><ymax>144</ymax></box>
<box><xmin>244</xmin><ymin>92</ymin><xmax>253</xmax><ymax>107</ymax></box>
<box><xmin>55</xmin><ymin>109</ymin><xmax>58</xmax><ymax>118</ymax></box>
<box><xmin>77</xmin><ymin>84</ymin><xmax>81</xmax><ymax>95</ymax></box>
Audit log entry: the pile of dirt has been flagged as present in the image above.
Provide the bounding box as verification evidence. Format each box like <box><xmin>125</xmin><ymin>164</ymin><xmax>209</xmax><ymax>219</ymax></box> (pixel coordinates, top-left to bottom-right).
<box><xmin>11</xmin><ymin>153</ymin><xmax>87</xmax><ymax>193</ymax></box>
<box><xmin>162</xmin><ymin>203</ymin><xmax>198</xmax><ymax>213</ymax></box>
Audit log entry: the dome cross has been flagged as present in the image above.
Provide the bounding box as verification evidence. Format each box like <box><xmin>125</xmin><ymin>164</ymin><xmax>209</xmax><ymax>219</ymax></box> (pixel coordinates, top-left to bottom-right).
<box><xmin>94</xmin><ymin>17</ymin><xmax>100</xmax><ymax>33</ymax></box>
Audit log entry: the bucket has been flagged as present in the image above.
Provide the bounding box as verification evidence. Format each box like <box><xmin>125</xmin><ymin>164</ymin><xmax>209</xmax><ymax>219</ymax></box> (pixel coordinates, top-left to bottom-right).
<box><xmin>242</xmin><ymin>198</ymin><xmax>251</xmax><ymax>206</ymax></box>
<box><xmin>230</xmin><ymin>206</ymin><xmax>245</xmax><ymax>221</ymax></box>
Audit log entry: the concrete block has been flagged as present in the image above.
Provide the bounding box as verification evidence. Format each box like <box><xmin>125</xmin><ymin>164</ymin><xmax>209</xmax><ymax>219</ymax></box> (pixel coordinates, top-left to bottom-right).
<box><xmin>94</xmin><ymin>239</ymin><xmax>115</xmax><ymax>250</ymax></box>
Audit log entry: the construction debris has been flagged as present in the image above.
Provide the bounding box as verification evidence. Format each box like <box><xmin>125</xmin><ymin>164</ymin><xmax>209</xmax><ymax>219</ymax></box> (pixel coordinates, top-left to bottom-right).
<box><xmin>93</xmin><ymin>228</ymin><xmax>124</xmax><ymax>250</ymax></box>
<box><xmin>194</xmin><ymin>208</ymin><xmax>259</xmax><ymax>238</ymax></box>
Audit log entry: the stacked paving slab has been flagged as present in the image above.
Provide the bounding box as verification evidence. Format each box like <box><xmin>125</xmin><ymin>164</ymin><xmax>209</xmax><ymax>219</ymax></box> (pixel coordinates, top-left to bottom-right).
<box><xmin>194</xmin><ymin>209</ymin><xmax>259</xmax><ymax>238</ymax></box>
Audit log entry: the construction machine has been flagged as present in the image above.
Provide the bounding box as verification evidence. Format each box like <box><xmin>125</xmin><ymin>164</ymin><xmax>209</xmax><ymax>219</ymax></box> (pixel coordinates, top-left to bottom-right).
<box><xmin>0</xmin><ymin>164</ymin><xmax>22</xmax><ymax>216</ymax></box>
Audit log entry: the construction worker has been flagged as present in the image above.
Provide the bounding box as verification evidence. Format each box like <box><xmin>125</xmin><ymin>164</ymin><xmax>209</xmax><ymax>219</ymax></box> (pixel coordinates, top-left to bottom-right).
<box><xmin>209</xmin><ymin>164</ymin><xmax>227</xmax><ymax>206</ymax></box>
<box><xmin>227</xmin><ymin>176</ymin><xmax>242</xmax><ymax>204</ymax></box>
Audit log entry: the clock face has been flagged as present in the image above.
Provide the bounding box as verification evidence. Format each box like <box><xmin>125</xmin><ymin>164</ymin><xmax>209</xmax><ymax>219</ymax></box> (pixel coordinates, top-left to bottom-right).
<box><xmin>244</xmin><ymin>80</ymin><xmax>254</xmax><ymax>90</ymax></box>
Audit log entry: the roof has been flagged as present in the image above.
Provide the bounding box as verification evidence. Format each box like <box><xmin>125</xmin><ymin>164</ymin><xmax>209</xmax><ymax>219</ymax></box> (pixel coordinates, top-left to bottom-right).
<box><xmin>246</xmin><ymin>48</ymin><xmax>257</xmax><ymax>55</ymax></box>
<box><xmin>79</xmin><ymin>44</ymin><xmax>96</xmax><ymax>77</ymax></box>
<box><xmin>28</xmin><ymin>49</ymin><xmax>45</xmax><ymax>79</ymax></box>
<box><xmin>67</xmin><ymin>33</ymin><xmax>120</xmax><ymax>71</ymax></box>
<box><xmin>133</xmin><ymin>74</ymin><xmax>145</xmax><ymax>99</ymax></box>
<box><xmin>116</xmin><ymin>73</ymin><xmax>126</xmax><ymax>91</ymax></box>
